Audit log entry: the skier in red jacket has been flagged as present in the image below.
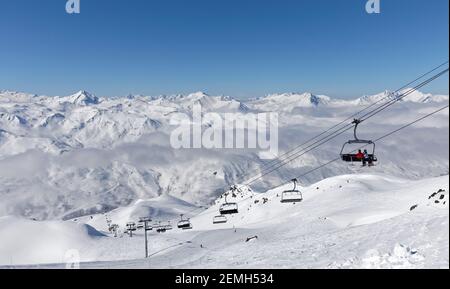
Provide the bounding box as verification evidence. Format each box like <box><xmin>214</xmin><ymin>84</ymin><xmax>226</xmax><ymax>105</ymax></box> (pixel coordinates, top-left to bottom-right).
<box><xmin>355</xmin><ymin>150</ymin><xmax>364</xmax><ymax>161</ymax></box>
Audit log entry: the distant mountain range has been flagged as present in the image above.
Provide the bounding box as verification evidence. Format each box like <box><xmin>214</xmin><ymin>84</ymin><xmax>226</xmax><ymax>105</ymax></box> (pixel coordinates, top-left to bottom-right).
<box><xmin>1</xmin><ymin>88</ymin><xmax>448</xmax><ymax>107</ymax></box>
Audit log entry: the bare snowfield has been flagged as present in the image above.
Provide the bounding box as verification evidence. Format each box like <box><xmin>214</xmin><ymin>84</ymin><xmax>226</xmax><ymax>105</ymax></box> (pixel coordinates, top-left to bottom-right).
<box><xmin>0</xmin><ymin>89</ymin><xmax>448</xmax><ymax>268</ymax></box>
<box><xmin>0</xmin><ymin>173</ymin><xmax>448</xmax><ymax>269</ymax></box>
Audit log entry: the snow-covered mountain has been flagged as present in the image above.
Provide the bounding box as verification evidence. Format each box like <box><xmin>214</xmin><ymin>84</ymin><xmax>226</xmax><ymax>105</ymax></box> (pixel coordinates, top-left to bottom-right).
<box><xmin>248</xmin><ymin>89</ymin><xmax>450</xmax><ymax>111</ymax></box>
<box><xmin>60</xmin><ymin>90</ymin><xmax>100</xmax><ymax>106</ymax></box>
<box><xmin>0</xmin><ymin>90</ymin><xmax>37</xmax><ymax>103</ymax></box>
<box><xmin>354</xmin><ymin>90</ymin><xmax>398</xmax><ymax>105</ymax></box>
<box><xmin>142</xmin><ymin>91</ymin><xmax>250</xmax><ymax>113</ymax></box>
<box><xmin>249</xmin><ymin>92</ymin><xmax>332</xmax><ymax>111</ymax></box>
<box><xmin>0</xmin><ymin>89</ymin><xmax>448</xmax><ymax>222</ymax></box>
<box><xmin>355</xmin><ymin>89</ymin><xmax>450</xmax><ymax>105</ymax></box>
<box><xmin>399</xmin><ymin>89</ymin><xmax>450</xmax><ymax>103</ymax></box>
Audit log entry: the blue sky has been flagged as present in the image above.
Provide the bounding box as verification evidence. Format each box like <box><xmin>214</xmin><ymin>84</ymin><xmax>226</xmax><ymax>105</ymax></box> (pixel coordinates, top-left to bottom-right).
<box><xmin>0</xmin><ymin>0</ymin><xmax>448</xmax><ymax>99</ymax></box>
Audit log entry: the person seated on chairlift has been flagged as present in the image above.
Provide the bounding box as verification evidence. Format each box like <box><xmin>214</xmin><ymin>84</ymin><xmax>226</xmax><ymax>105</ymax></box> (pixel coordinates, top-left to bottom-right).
<box><xmin>362</xmin><ymin>149</ymin><xmax>372</xmax><ymax>167</ymax></box>
<box><xmin>355</xmin><ymin>149</ymin><xmax>364</xmax><ymax>161</ymax></box>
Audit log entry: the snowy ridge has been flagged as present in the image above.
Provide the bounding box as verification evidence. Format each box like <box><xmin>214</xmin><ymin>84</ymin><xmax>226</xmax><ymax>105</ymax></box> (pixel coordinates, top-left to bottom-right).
<box><xmin>248</xmin><ymin>89</ymin><xmax>449</xmax><ymax>111</ymax></box>
<box><xmin>398</xmin><ymin>88</ymin><xmax>450</xmax><ymax>103</ymax></box>
<box><xmin>249</xmin><ymin>92</ymin><xmax>332</xmax><ymax>110</ymax></box>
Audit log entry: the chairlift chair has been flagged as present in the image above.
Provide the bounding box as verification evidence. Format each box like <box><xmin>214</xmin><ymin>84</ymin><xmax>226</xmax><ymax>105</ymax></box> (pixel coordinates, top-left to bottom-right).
<box><xmin>281</xmin><ymin>179</ymin><xmax>303</xmax><ymax>203</ymax></box>
<box><xmin>177</xmin><ymin>214</ymin><xmax>193</xmax><ymax>230</ymax></box>
<box><xmin>164</xmin><ymin>221</ymin><xmax>173</xmax><ymax>231</ymax></box>
<box><xmin>156</xmin><ymin>227</ymin><xmax>166</xmax><ymax>233</ymax></box>
<box><xmin>154</xmin><ymin>221</ymin><xmax>164</xmax><ymax>233</ymax></box>
<box><xmin>156</xmin><ymin>221</ymin><xmax>167</xmax><ymax>233</ymax></box>
<box><xmin>219</xmin><ymin>203</ymin><xmax>239</xmax><ymax>215</ymax></box>
<box><xmin>213</xmin><ymin>215</ymin><xmax>228</xmax><ymax>224</ymax></box>
<box><xmin>340</xmin><ymin>119</ymin><xmax>377</xmax><ymax>165</ymax></box>
<box><xmin>219</xmin><ymin>187</ymin><xmax>239</xmax><ymax>215</ymax></box>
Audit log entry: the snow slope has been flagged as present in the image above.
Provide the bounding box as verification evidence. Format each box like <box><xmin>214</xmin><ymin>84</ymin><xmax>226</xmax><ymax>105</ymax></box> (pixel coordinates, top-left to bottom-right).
<box><xmin>0</xmin><ymin>216</ymin><xmax>106</xmax><ymax>266</ymax></box>
<box><xmin>1</xmin><ymin>173</ymin><xmax>447</xmax><ymax>268</ymax></box>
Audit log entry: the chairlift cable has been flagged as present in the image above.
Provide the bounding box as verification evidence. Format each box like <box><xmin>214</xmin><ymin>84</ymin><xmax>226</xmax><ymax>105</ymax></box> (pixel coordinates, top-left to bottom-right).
<box><xmin>233</xmin><ymin>61</ymin><xmax>449</xmax><ymax>184</ymax></box>
<box><xmin>239</xmin><ymin>67</ymin><xmax>449</xmax><ymax>187</ymax></box>
<box><xmin>358</xmin><ymin>69</ymin><xmax>449</xmax><ymax>123</ymax></box>
<box><xmin>282</xmin><ymin>104</ymin><xmax>450</xmax><ymax>187</ymax></box>
<box><xmin>243</xmin><ymin>124</ymin><xmax>355</xmax><ymax>186</ymax></box>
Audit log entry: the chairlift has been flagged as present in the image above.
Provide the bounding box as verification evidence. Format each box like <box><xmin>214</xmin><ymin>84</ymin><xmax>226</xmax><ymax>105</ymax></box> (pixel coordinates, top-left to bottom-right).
<box><xmin>220</xmin><ymin>203</ymin><xmax>238</xmax><ymax>215</ymax></box>
<box><xmin>219</xmin><ymin>186</ymin><xmax>239</xmax><ymax>215</ymax></box>
<box><xmin>281</xmin><ymin>179</ymin><xmax>303</xmax><ymax>203</ymax></box>
<box><xmin>156</xmin><ymin>227</ymin><xmax>166</xmax><ymax>233</ymax></box>
<box><xmin>153</xmin><ymin>221</ymin><xmax>160</xmax><ymax>229</ymax></box>
<box><xmin>177</xmin><ymin>214</ymin><xmax>193</xmax><ymax>230</ymax></box>
<box><xmin>213</xmin><ymin>215</ymin><xmax>228</xmax><ymax>224</ymax></box>
<box><xmin>126</xmin><ymin>222</ymin><xmax>137</xmax><ymax>231</ymax></box>
<box><xmin>139</xmin><ymin>224</ymin><xmax>152</xmax><ymax>231</ymax></box>
<box><xmin>155</xmin><ymin>221</ymin><xmax>166</xmax><ymax>233</ymax></box>
<box><xmin>340</xmin><ymin>119</ymin><xmax>377</xmax><ymax>165</ymax></box>
<box><xmin>164</xmin><ymin>221</ymin><xmax>173</xmax><ymax>231</ymax></box>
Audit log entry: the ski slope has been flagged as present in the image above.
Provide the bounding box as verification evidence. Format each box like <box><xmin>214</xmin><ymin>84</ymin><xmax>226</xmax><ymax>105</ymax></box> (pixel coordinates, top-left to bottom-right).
<box><xmin>1</xmin><ymin>173</ymin><xmax>448</xmax><ymax>268</ymax></box>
